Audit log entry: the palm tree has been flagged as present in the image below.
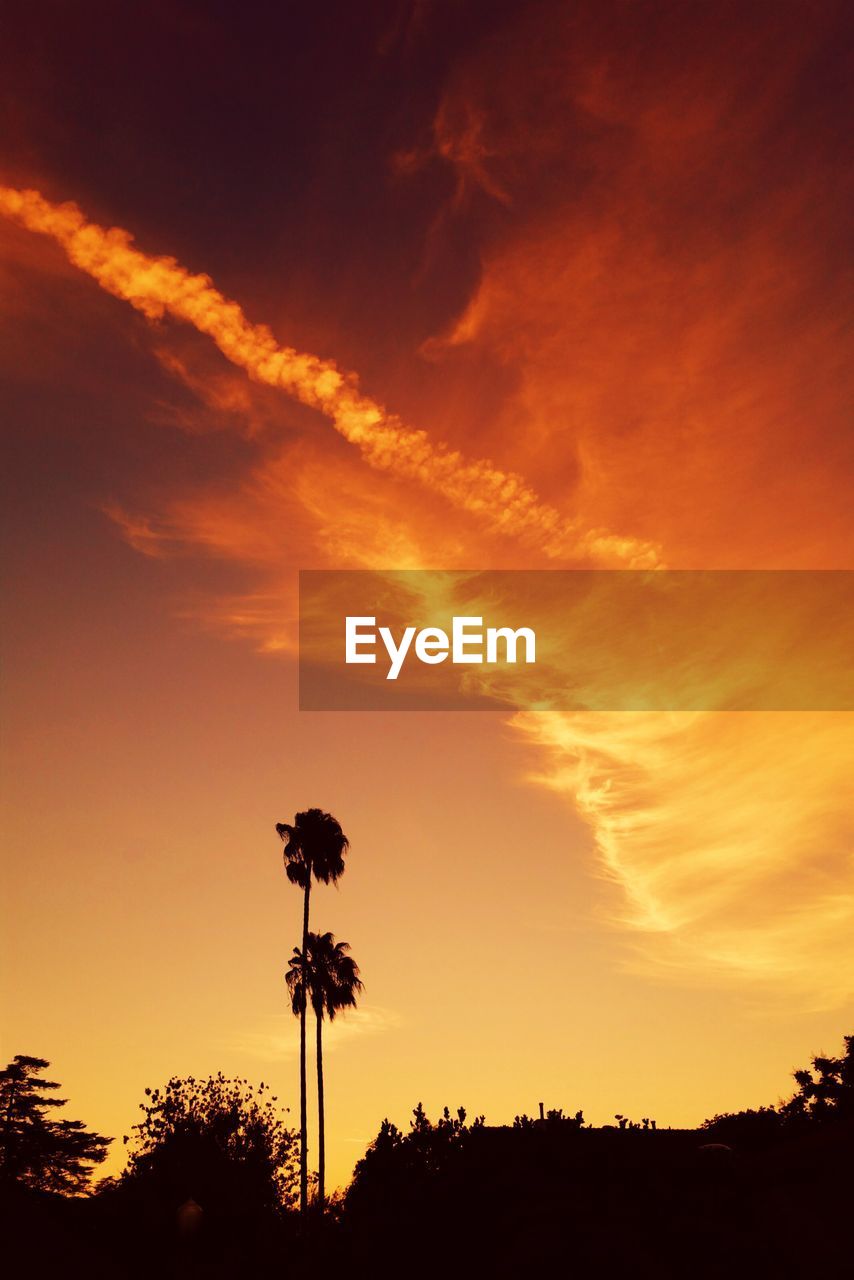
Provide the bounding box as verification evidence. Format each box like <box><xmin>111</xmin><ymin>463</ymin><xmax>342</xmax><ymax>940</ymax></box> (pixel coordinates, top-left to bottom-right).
<box><xmin>275</xmin><ymin>809</ymin><xmax>349</xmax><ymax>1216</ymax></box>
<box><xmin>286</xmin><ymin>932</ymin><xmax>362</xmax><ymax>1211</ymax></box>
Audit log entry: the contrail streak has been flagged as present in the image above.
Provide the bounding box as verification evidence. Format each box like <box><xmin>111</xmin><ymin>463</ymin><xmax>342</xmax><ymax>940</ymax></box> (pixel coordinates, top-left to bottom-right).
<box><xmin>0</xmin><ymin>186</ymin><xmax>658</xmax><ymax>567</ymax></box>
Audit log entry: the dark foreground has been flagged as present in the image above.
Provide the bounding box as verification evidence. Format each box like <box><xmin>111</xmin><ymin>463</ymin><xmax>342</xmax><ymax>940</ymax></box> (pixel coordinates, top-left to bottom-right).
<box><xmin>3</xmin><ymin>1123</ymin><xmax>851</xmax><ymax>1279</ymax></box>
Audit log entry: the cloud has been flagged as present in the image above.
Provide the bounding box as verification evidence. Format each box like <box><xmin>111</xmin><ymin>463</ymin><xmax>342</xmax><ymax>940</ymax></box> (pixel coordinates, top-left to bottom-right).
<box><xmin>515</xmin><ymin>709</ymin><xmax>854</xmax><ymax>1006</ymax></box>
<box><xmin>229</xmin><ymin>1006</ymin><xmax>403</xmax><ymax>1063</ymax></box>
<box><xmin>412</xmin><ymin>2</ymin><xmax>853</xmax><ymax>568</ymax></box>
<box><xmin>2</xmin><ymin>0</ymin><xmax>851</xmax><ymax>1018</ymax></box>
<box><xmin>0</xmin><ymin>185</ymin><xmax>658</xmax><ymax>568</ymax></box>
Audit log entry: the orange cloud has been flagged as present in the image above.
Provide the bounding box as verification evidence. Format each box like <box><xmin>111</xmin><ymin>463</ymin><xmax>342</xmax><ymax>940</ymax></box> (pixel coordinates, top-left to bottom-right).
<box><xmin>401</xmin><ymin>9</ymin><xmax>853</xmax><ymax>1004</ymax></box>
<box><xmin>0</xmin><ymin>185</ymin><xmax>658</xmax><ymax>568</ymax></box>
<box><xmin>3</xmin><ymin>24</ymin><xmax>851</xmax><ymax>1015</ymax></box>
<box><xmin>414</xmin><ymin>4</ymin><xmax>853</xmax><ymax>568</ymax></box>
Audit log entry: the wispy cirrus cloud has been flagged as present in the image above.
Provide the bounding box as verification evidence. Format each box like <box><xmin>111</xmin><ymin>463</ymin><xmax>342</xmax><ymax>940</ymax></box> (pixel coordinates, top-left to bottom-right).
<box><xmin>228</xmin><ymin>1006</ymin><xmax>403</xmax><ymax>1063</ymax></box>
<box><xmin>515</xmin><ymin>709</ymin><xmax>854</xmax><ymax>1006</ymax></box>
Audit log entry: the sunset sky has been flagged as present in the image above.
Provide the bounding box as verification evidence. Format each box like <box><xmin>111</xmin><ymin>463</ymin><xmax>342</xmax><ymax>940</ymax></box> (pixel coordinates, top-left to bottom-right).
<box><xmin>1</xmin><ymin>1</ymin><xmax>852</xmax><ymax>1189</ymax></box>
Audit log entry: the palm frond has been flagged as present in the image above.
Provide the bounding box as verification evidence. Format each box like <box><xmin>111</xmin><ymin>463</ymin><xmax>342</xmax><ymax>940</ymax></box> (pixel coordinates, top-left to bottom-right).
<box><xmin>284</xmin><ymin>947</ymin><xmax>307</xmax><ymax>1015</ymax></box>
<box><xmin>275</xmin><ymin>810</ymin><xmax>349</xmax><ymax>887</ymax></box>
<box><xmin>286</xmin><ymin>930</ymin><xmax>363</xmax><ymax>1022</ymax></box>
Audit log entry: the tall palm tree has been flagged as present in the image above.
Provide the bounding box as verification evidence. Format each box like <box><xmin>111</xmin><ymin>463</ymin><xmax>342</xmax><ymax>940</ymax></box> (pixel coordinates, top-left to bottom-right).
<box><xmin>286</xmin><ymin>932</ymin><xmax>362</xmax><ymax>1211</ymax></box>
<box><xmin>275</xmin><ymin>809</ymin><xmax>349</xmax><ymax>1216</ymax></box>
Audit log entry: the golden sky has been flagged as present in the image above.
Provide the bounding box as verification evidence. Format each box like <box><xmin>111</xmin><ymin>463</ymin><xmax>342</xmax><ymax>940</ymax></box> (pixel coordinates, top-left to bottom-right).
<box><xmin>1</xmin><ymin>1</ymin><xmax>852</xmax><ymax>1188</ymax></box>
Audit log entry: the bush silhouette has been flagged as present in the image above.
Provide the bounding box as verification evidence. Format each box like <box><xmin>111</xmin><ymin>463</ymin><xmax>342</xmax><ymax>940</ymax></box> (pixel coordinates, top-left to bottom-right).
<box><xmin>118</xmin><ymin>1073</ymin><xmax>298</xmax><ymax>1221</ymax></box>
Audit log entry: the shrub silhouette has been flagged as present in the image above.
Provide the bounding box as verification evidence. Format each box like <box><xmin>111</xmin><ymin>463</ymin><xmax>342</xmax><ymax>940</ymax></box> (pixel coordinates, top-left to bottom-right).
<box><xmin>119</xmin><ymin>1073</ymin><xmax>298</xmax><ymax>1221</ymax></box>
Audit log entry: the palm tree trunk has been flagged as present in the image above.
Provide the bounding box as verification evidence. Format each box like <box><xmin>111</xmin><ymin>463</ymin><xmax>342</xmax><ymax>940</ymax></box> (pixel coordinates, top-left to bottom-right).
<box><xmin>299</xmin><ymin>878</ymin><xmax>310</xmax><ymax>1217</ymax></box>
<box><xmin>316</xmin><ymin>1008</ymin><xmax>325</xmax><ymax>1211</ymax></box>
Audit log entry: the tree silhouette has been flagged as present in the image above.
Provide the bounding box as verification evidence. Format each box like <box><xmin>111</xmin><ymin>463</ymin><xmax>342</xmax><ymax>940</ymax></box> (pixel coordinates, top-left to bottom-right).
<box><xmin>781</xmin><ymin>1033</ymin><xmax>854</xmax><ymax>1124</ymax></box>
<box><xmin>702</xmin><ymin>1033</ymin><xmax>854</xmax><ymax>1141</ymax></box>
<box><xmin>0</xmin><ymin>1054</ymin><xmax>110</xmax><ymax>1193</ymax></box>
<box><xmin>286</xmin><ymin>931</ymin><xmax>363</xmax><ymax>1210</ymax></box>
<box><xmin>275</xmin><ymin>808</ymin><xmax>349</xmax><ymax>1216</ymax></box>
<box><xmin>348</xmin><ymin>1102</ymin><xmax>485</xmax><ymax>1210</ymax></box>
<box><xmin>123</xmin><ymin>1074</ymin><xmax>297</xmax><ymax>1215</ymax></box>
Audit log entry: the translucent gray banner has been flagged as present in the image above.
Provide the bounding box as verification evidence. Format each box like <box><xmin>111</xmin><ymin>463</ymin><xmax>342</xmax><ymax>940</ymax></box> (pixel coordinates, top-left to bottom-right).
<box><xmin>299</xmin><ymin>570</ymin><xmax>853</xmax><ymax>711</ymax></box>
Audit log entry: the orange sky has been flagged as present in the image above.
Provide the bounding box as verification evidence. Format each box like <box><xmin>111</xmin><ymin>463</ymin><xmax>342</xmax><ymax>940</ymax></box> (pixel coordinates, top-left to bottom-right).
<box><xmin>1</xmin><ymin>1</ymin><xmax>852</xmax><ymax>1189</ymax></box>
